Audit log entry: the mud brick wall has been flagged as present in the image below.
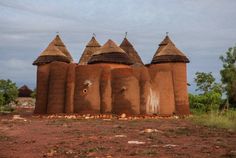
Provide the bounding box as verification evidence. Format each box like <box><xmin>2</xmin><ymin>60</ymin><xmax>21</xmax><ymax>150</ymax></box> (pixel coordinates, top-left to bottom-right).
<box><xmin>132</xmin><ymin>66</ymin><xmax>151</xmax><ymax>114</ymax></box>
<box><xmin>74</xmin><ymin>65</ymin><xmax>102</xmax><ymax>114</ymax></box>
<box><xmin>98</xmin><ymin>64</ymin><xmax>112</xmax><ymax>113</ymax></box>
<box><xmin>111</xmin><ymin>68</ymin><xmax>140</xmax><ymax>115</ymax></box>
<box><xmin>34</xmin><ymin>64</ymin><xmax>50</xmax><ymax>114</ymax></box>
<box><xmin>47</xmin><ymin>62</ymin><xmax>69</xmax><ymax>114</ymax></box>
<box><xmin>171</xmin><ymin>63</ymin><xmax>190</xmax><ymax>115</ymax></box>
<box><xmin>65</xmin><ymin>63</ymin><xmax>76</xmax><ymax>113</ymax></box>
<box><xmin>34</xmin><ymin>61</ymin><xmax>189</xmax><ymax>115</ymax></box>
<box><xmin>148</xmin><ymin>64</ymin><xmax>175</xmax><ymax>115</ymax></box>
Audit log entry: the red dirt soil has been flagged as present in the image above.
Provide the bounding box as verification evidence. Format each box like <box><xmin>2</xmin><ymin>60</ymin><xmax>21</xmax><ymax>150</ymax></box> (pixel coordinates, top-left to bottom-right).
<box><xmin>0</xmin><ymin>108</ymin><xmax>235</xmax><ymax>158</ymax></box>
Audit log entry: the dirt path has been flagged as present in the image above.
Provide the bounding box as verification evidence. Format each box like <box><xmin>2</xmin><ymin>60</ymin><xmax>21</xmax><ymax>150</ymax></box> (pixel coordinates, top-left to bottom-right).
<box><xmin>0</xmin><ymin>112</ymin><xmax>235</xmax><ymax>158</ymax></box>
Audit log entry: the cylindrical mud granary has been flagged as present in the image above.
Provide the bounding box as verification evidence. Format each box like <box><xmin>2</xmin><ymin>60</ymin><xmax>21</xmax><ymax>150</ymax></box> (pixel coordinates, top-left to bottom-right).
<box><xmin>150</xmin><ymin>35</ymin><xmax>190</xmax><ymax>115</ymax></box>
<box><xmin>74</xmin><ymin>65</ymin><xmax>102</xmax><ymax>114</ymax></box>
<box><xmin>34</xmin><ymin>64</ymin><xmax>50</xmax><ymax>114</ymax></box>
<box><xmin>111</xmin><ymin>68</ymin><xmax>140</xmax><ymax>115</ymax></box>
<box><xmin>171</xmin><ymin>63</ymin><xmax>189</xmax><ymax>115</ymax></box>
<box><xmin>32</xmin><ymin>35</ymin><xmax>72</xmax><ymax>114</ymax></box>
<box><xmin>47</xmin><ymin>62</ymin><xmax>69</xmax><ymax>114</ymax></box>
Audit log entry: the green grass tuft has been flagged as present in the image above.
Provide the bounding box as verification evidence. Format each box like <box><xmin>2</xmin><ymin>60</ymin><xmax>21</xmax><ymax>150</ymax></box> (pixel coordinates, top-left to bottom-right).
<box><xmin>189</xmin><ymin>110</ymin><xmax>236</xmax><ymax>131</ymax></box>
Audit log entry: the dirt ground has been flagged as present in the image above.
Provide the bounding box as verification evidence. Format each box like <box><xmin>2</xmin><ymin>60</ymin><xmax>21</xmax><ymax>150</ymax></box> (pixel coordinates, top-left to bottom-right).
<box><xmin>0</xmin><ymin>107</ymin><xmax>235</xmax><ymax>158</ymax></box>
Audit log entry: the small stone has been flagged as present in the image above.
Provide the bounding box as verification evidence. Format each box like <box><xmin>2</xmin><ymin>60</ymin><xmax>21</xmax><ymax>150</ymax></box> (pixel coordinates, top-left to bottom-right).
<box><xmin>128</xmin><ymin>141</ymin><xmax>145</xmax><ymax>145</ymax></box>
<box><xmin>115</xmin><ymin>135</ymin><xmax>127</xmax><ymax>138</ymax></box>
<box><xmin>120</xmin><ymin>113</ymin><xmax>126</xmax><ymax>118</ymax></box>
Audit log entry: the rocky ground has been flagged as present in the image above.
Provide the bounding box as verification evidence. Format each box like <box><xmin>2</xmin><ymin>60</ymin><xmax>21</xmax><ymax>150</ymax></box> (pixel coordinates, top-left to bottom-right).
<box><xmin>0</xmin><ymin>99</ymin><xmax>235</xmax><ymax>158</ymax></box>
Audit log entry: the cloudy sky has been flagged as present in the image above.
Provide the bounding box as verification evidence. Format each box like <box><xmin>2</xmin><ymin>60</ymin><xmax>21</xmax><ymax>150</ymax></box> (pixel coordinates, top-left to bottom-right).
<box><xmin>0</xmin><ymin>0</ymin><xmax>236</xmax><ymax>93</ymax></box>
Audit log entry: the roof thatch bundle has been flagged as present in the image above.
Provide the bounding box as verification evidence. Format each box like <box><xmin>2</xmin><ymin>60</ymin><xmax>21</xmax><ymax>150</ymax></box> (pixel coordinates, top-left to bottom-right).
<box><xmin>33</xmin><ymin>42</ymin><xmax>71</xmax><ymax>66</ymax></box>
<box><xmin>120</xmin><ymin>37</ymin><xmax>144</xmax><ymax>65</ymax></box>
<box><xmin>18</xmin><ymin>85</ymin><xmax>33</xmax><ymax>97</ymax></box>
<box><xmin>151</xmin><ymin>35</ymin><xmax>189</xmax><ymax>64</ymax></box>
<box><xmin>88</xmin><ymin>39</ymin><xmax>134</xmax><ymax>65</ymax></box>
<box><xmin>78</xmin><ymin>36</ymin><xmax>101</xmax><ymax>65</ymax></box>
<box><xmin>33</xmin><ymin>35</ymin><xmax>72</xmax><ymax>65</ymax></box>
<box><xmin>52</xmin><ymin>35</ymin><xmax>73</xmax><ymax>62</ymax></box>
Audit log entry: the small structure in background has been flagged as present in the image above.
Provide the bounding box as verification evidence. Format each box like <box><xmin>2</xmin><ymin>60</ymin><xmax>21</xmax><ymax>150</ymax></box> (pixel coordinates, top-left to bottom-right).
<box><xmin>18</xmin><ymin>85</ymin><xmax>33</xmax><ymax>97</ymax></box>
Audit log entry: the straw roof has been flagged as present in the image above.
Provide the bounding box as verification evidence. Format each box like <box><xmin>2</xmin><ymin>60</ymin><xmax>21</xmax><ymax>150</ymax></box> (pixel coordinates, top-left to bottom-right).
<box><xmin>52</xmin><ymin>35</ymin><xmax>73</xmax><ymax>62</ymax></box>
<box><xmin>151</xmin><ymin>35</ymin><xmax>189</xmax><ymax>64</ymax></box>
<box><xmin>120</xmin><ymin>37</ymin><xmax>144</xmax><ymax>65</ymax></box>
<box><xmin>33</xmin><ymin>42</ymin><xmax>71</xmax><ymax>65</ymax></box>
<box><xmin>88</xmin><ymin>39</ymin><xmax>134</xmax><ymax>65</ymax></box>
<box><xmin>78</xmin><ymin>36</ymin><xmax>101</xmax><ymax>65</ymax></box>
<box><xmin>18</xmin><ymin>85</ymin><xmax>33</xmax><ymax>97</ymax></box>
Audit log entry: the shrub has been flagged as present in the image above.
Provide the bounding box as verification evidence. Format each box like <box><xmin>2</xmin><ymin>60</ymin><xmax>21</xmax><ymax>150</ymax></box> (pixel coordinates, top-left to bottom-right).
<box><xmin>189</xmin><ymin>91</ymin><xmax>222</xmax><ymax>113</ymax></box>
<box><xmin>0</xmin><ymin>79</ymin><xmax>18</xmax><ymax>106</ymax></box>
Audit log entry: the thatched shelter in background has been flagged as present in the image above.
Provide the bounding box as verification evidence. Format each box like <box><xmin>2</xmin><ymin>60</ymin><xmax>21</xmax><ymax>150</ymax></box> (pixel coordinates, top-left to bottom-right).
<box><xmin>120</xmin><ymin>37</ymin><xmax>144</xmax><ymax>65</ymax></box>
<box><xmin>18</xmin><ymin>85</ymin><xmax>33</xmax><ymax>97</ymax></box>
<box><xmin>88</xmin><ymin>39</ymin><xmax>134</xmax><ymax>65</ymax></box>
<box><xmin>151</xmin><ymin>35</ymin><xmax>189</xmax><ymax>64</ymax></box>
<box><xmin>79</xmin><ymin>36</ymin><xmax>101</xmax><ymax>65</ymax></box>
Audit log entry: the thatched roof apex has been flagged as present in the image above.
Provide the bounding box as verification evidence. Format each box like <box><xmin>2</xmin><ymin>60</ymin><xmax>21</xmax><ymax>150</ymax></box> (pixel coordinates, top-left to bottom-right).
<box><xmin>94</xmin><ymin>39</ymin><xmax>125</xmax><ymax>55</ymax></box>
<box><xmin>120</xmin><ymin>37</ymin><xmax>133</xmax><ymax>47</ymax></box>
<box><xmin>33</xmin><ymin>42</ymin><xmax>70</xmax><ymax>65</ymax></box>
<box><xmin>159</xmin><ymin>35</ymin><xmax>175</xmax><ymax>46</ymax></box>
<box><xmin>88</xmin><ymin>39</ymin><xmax>134</xmax><ymax>65</ymax></box>
<box><xmin>51</xmin><ymin>35</ymin><xmax>73</xmax><ymax>61</ymax></box>
<box><xmin>39</xmin><ymin>42</ymin><xmax>66</xmax><ymax>57</ymax></box>
<box><xmin>120</xmin><ymin>37</ymin><xmax>144</xmax><ymax>65</ymax></box>
<box><xmin>78</xmin><ymin>36</ymin><xmax>101</xmax><ymax>65</ymax></box>
<box><xmin>151</xmin><ymin>35</ymin><xmax>189</xmax><ymax>64</ymax></box>
<box><xmin>86</xmin><ymin>36</ymin><xmax>101</xmax><ymax>47</ymax></box>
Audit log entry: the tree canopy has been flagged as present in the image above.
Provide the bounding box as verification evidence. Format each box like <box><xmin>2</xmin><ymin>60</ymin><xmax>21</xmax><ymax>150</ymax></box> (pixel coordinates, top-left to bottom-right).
<box><xmin>220</xmin><ymin>45</ymin><xmax>236</xmax><ymax>108</ymax></box>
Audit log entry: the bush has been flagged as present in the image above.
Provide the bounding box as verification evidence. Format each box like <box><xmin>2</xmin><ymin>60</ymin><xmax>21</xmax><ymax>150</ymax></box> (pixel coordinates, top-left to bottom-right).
<box><xmin>189</xmin><ymin>91</ymin><xmax>222</xmax><ymax>113</ymax></box>
<box><xmin>0</xmin><ymin>79</ymin><xmax>18</xmax><ymax>106</ymax></box>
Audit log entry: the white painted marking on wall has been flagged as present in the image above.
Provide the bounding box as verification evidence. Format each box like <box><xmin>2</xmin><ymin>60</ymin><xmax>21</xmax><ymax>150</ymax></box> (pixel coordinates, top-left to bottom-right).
<box><xmin>84</xmin><ymin>80</ymin><xmax>92</xmax><ymax>87</ymax></box>
<box><xmin>147</xmin><ymin>88</ymin><xmax>159</xmax><ymax>114</ymax></box>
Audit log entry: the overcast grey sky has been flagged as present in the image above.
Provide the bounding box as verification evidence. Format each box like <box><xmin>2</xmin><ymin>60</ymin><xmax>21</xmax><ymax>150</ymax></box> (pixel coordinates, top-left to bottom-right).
<box><xmin>0</xmin><ymin>0</ymin><xmax>236</xmax><ymax>93</ymax></box>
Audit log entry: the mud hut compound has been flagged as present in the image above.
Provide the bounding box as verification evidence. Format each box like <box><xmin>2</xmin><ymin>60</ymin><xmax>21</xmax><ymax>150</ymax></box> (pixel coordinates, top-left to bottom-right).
<box><xmin>33</xmin><ymin>35</ymin><xmax>190</xmax><ymax>116</ymax></box>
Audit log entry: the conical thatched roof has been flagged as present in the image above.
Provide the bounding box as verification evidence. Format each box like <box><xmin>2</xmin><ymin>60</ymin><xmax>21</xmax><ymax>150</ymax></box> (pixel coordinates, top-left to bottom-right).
<box><xmin>120</xmin><ymin>37</ymin><xmax>143</xmax><ymax>65</ymax></box>
<box><xmin>78</xmin><ymin>36</ymin><xmax>101</xmax><ymax>65</ymax></box>
<box><xmin>33</xmin><ymin>42</ymin><xmax>71</xmax><ymax>65</ymax></box>
<box><xmin>52</xmin><ymin>35</ymin><xmax>73</xmax><ymax>62</ymax></box>
<box><xmin>151</xmin><ymin>35</ymin><xmax>189</xmax><ymax>64</ymax></box>
<box><xmin>88</xmin><ymin>39</ymin><xmax>134</xmax><ymax>65</ymax></box>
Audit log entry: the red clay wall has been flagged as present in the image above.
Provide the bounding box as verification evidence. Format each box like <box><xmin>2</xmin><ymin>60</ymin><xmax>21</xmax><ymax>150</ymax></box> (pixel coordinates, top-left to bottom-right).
<box><xmin>148</xmin><ymin>64</ymin><xmax>175</xmax><ymax>115</ymax></box>
<box><xmin>47</xmin><ymin>62</ymin><xmax>69</xmax><ymax>114</ymax></box>
<box><xmin>171</xmin><ymin>63</ymin><xmax>190</xmax><ymax>115</ymax></box>
<box><xmin>65</xmin><ymin>63</ymin><xmax>76</xmax><ymax>113</ymax></box>
<box><xmin>34</xmin><ymin>61</ymin><xmax>189</xmax><ymax>116</ymax></box>
<box><xmin>34</xmin><ymin>64</ymin><xmax>50</xmax><ymax>114</ymax></box>
<box><xmin>132</xmin><ymin>66</ymin><xmax>151</xmax><ymax>114</ymax></box>
<box><xmin>73</xmin><ymin>65</ymin><xmax>102</xmax><ymax>114</ymax></box>
<box><xmin>111</xmin><ymin>68</ymin><xmax>140</xmax><ymax>115</ymax></box>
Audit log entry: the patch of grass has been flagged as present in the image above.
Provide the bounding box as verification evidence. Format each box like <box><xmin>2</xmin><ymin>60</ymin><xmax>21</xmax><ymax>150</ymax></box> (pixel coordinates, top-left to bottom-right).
<box><xmin>189</xmin><ymin>110</ymin><xmax>236</xmax><ymax>131</ymax></box>
<box><xmin>0</xmin><ymin>135</ymin><xmax>11</xmax><ymax>141</ymax></box>
<box><xmin>142</xmin><ymin>149</ymin><xmax>159</xmax><ymax>157</ymax></box>
<box><xmin>0</xmin><ymin>105</ymin><xmax>14</xmax><ymax>114</ymax></box>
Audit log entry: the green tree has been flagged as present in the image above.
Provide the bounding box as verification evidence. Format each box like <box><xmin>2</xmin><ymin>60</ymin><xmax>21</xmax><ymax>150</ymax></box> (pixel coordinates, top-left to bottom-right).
<box><xmin>189</xmin><ymin>72</ymin><xmax>223</xmax><ymax>112</ymax></box>
<box><xmin>220</xmin><ymin>45</ymin><xmax>236</xmax><ymax>108</ymax></box>
<box><xmin>0</xmin><ymin>79</ymin><xmax>18</xmax><ymax>105</ymax></box>
<box><xmin>194</xmin><ymin>72</ymin><xmax>222</xmax><ymax>94</ymax></box>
